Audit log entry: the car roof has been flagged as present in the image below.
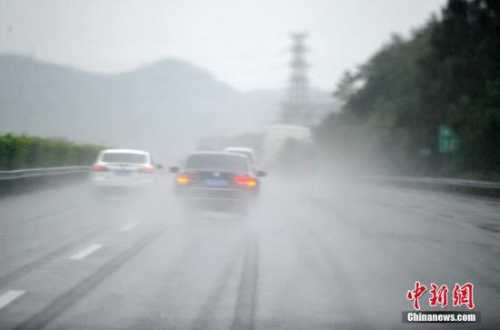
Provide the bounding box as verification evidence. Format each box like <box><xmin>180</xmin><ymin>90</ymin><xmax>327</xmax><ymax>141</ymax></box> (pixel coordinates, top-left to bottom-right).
<box><xmin>101</xmin><ymin>149</ymin><xmax>149</xmax><ymax>155</ymax></box>
<box><xmin>187</xmin><ymin>151</ymin><xmax>247</xmax><ymax>159</ymax></box>
<box><xmin>224</xmin><ymin>147</ymin><xmax>254</xmax><ymax>153</ymax></box>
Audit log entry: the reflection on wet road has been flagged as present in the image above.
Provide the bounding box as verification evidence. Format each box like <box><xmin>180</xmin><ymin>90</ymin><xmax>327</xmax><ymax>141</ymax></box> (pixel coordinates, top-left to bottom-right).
<box><xmin>0</xmin><ymin>176</ymin><xmax>499</xmax><ymax>329</ymax></box>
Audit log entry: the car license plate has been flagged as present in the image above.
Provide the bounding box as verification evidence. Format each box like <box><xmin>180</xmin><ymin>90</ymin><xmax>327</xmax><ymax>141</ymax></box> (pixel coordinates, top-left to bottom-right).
<box><xmin>204</xmin><ymin>179</ymin><xmax>228</xmax><ymax>187</ymax></box>
<box><xmin>115</xmin><ymin>170</ymin><xmax>131</xmax><ymax>177</ymax></box>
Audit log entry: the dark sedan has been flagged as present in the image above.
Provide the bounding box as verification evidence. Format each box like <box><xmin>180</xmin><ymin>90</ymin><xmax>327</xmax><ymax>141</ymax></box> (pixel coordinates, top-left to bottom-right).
<box><xmin>170</xmin><ymin>151</ymin><xmax>266</xmax><ymax>214</ymax></box>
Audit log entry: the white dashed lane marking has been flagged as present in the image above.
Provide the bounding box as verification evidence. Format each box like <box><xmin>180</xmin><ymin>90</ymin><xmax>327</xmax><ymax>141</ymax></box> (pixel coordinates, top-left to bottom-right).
<box><xmin>69</xmin><ymin>244</ymin><xmax>103</xmax><ymax>260</ymax></box>
<box><xmin>0</xmin><ymin>290</ymin><xmax>25</xmax><ymax>310</ymax></box>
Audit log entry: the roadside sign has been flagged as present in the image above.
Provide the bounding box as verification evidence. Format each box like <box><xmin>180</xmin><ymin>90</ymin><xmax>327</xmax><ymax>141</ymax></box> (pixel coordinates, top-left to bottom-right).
<box><xmin>439</xmin><ymin>125</ymin><xmax>458</xmax><ymax>153</ymax></box>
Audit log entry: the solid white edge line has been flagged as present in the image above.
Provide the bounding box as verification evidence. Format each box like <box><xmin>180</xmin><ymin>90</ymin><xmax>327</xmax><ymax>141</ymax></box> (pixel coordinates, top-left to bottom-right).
<box><xmin>69</xmin><ymin>244</ymin><xmax>103</xmax><ymax>260</ymax></box>
<box><xmin>0</xmin><ymin>290</ymin><xmax>26</xmax><ymax>310</ymax></box>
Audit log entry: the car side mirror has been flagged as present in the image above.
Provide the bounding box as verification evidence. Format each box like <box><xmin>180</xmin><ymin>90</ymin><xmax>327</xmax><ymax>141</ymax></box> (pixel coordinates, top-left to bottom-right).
<box><xmin>169</xmin><ymin>166</ymin><xmax>179</xmax><ymax>173</ymax></box>
<box><xmin>257</xmin><ymin>170</ymin><xmax>267</xmax><ymax>178</ymax></box>
<box><xmin>155</xmin><ymin>164</ymin><xmax>163</xmax><ymax>170</ymax></box>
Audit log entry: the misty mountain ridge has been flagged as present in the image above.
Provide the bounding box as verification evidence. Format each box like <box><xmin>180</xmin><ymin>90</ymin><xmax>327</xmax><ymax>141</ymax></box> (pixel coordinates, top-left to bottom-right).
<box><xmin>0</xmin><ymin>55</ymin><xmax>331</xmax><ymax>161</ymax></box>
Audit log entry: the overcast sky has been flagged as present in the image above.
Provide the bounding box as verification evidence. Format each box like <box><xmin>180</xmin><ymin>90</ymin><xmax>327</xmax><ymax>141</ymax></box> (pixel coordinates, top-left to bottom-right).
<box><xmin>0</xmin><ymin>0</ymin><xmax>446</xmax><ymax>91</ymax></box>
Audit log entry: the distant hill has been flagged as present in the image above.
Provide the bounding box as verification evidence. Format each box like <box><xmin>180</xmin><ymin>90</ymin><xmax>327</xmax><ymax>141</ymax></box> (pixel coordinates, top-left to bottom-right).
<box><xmin>0</xmin><ymin>55</ymin><xmax>332</xmax><ymax>162</ymax></box>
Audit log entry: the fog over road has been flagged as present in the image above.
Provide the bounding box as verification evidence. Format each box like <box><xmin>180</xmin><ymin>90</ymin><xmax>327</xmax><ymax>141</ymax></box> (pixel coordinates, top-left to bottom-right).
<box><xmin>0</xmin><ymin>175</ymin><xmax>499</xmax><ymax>329</ymax></box>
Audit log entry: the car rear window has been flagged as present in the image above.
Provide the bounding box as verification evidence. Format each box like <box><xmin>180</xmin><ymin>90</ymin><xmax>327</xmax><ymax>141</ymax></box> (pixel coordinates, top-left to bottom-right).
<box><xmin>102</xmin><ymin>153</ymin><xmax>147</xmax><ymax>164</ymax></box>
<box><xmin>228</xmin><ymin>151</ymin><xmax>254</xmax><ymax>164</ymax></box>
<box><xmin>185</xmin><ymin>154</ymin><xmax>249</xmax><ymax>172</ymax></box>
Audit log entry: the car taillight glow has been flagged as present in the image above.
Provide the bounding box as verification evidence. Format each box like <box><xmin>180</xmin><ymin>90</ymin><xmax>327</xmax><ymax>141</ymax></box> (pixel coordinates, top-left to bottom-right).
<box><xmin>140</xmin><ymin>166</ymin><xmax>155</xmax><ymax>174</ymax></box>
<box><xmin>233</xmin><ymin>175</ymin><xmax>257</xmax><ymax>187</ymax></box>
<box><xmin>92</xmin><ymin>164</ymin><xmax>108</xmax><ymax>171</ymax></box>
<box><xmin>177</xmin><ymin>172</ymin><xmax>197</xmax><ymax>184</ymax></box>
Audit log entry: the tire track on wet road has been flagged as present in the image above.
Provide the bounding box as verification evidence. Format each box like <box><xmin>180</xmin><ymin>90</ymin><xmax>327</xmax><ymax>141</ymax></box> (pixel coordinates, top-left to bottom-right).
<box><xmin>12</xmin><ymin>226</ymin><xmax>166</xmax><ymax>330</ymax></box>
<box><xmin>0</xmin><ymin>225</ymin><xmax>107</xmax><ymax>287</ymax></box>
<box><xmin>231</xmin><ymin>233</ymin><xmax>259</xmax><ymax>330</ymax></box>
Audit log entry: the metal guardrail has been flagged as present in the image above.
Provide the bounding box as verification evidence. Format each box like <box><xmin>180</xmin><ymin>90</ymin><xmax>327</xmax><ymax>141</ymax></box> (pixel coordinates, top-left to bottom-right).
<box><xmin>379</xmin><ymin>176</ymin><xmax>500</xmax><ymax>189</ymax></box>
<box><xmin>0</xmin><ymin>166</ymin><xmax>90</xmax><ymax>180</ymax></box>
<box><xmin>369</xmin><ymin>175</ymin><xmax>500</xmax><ymax>197</ymax></box>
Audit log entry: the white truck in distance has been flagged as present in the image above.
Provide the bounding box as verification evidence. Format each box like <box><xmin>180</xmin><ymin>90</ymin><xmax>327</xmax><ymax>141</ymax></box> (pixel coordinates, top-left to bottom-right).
<box><xmin>261</xmin><ymin>124</ymin><xmax>314</xmax><ymax>168</ymax></box>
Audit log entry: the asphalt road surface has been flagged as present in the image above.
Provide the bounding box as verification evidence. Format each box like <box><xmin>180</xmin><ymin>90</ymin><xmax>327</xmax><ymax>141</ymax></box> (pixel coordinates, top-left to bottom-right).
<box><xmin>0</xmin><ymin>175</ymin><xmax>499</xmax><ymax>329</ymax></box>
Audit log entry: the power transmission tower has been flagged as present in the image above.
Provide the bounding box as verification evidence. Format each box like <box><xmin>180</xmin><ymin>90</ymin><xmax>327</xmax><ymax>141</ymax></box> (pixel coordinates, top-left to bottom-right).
<box><xmin>281</xmin><ymin>32</ymin><xmax>310</xmax><ymax>125</ymax></box>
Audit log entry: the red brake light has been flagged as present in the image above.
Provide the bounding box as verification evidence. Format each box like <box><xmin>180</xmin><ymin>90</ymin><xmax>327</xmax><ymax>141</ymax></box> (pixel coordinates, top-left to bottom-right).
<box><xmin>92</xmin><ymin>164</ymin><xmax>109</xmax><ymax>171</ymax></box>
<box><xmin>140</xmin><ymin>166</ymin><xmax>155</xmax><ymax>174</ymax></box>
<box><xmin>177</xmin><ymin>172</ymin><xmax>197</xmax><ymax>184</ymax></box>
<box><xmin>233</xmin><ymin>175</ymin><xmax>257</xmax><ymax>187</ymax></box>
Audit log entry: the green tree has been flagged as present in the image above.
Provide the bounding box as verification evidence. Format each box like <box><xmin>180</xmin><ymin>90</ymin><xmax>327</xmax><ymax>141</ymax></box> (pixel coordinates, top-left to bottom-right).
<box><xmin>317</xmin><ymin>0</ymin><xmax>500</xmax><ymax>178</ymax></box>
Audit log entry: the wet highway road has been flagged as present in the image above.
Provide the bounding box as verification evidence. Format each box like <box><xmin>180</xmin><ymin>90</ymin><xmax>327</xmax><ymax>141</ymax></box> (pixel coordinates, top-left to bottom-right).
<box><xmin>0</xmin><ymin>176</ymin><xmax>499</xmax><ymax>329</ymax></box>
